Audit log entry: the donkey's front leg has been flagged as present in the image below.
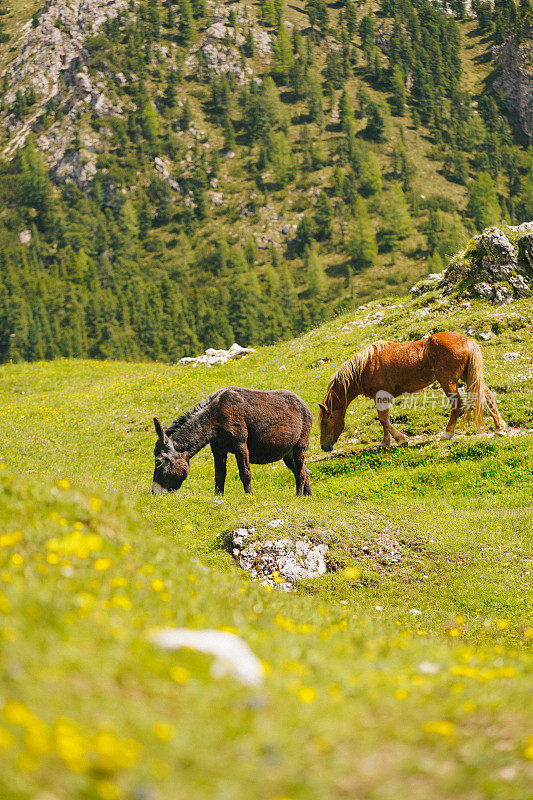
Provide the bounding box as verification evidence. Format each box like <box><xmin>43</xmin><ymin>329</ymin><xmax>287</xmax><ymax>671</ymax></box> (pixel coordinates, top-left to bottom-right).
<box><xmin>235</xmin><ymin>444</ymin><xmax>253</xmax><ymax>494</ymax></box>
<box><xmin>211</xmin><ymin>444</ymin><xmax>227</xmax><ymax>495</ymax></box>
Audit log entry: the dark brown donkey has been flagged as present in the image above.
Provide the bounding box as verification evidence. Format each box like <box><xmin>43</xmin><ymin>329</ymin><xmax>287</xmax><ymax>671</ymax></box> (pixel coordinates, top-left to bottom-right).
<box><xmin>152</xmin><ymin>387</ymin><xmax>312</xmax><ymax>495</ymax></box>
<box><xmin>319</xmin><ymin>332</ymin><xmax>506</xmax><ymax>451</ymax></box>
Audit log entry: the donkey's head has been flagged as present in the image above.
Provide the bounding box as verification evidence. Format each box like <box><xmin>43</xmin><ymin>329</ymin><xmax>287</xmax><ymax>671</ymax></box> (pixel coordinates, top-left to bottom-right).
<box><xmin>152</xmin><ymin>418</ymin><xmax>190</xmax><ymax>493</ymax></box>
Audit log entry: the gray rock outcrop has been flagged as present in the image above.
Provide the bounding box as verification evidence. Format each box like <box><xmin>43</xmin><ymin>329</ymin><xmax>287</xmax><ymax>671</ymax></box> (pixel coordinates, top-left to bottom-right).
<box><xmin>411</xmin><ymin>224</ymin><xmax>533</xmax><ymax>303</ymax></box>
<box><xmin>492</xmin><ymin>33</ymin><xmax>533</xmax><ymax>143</ymax></box>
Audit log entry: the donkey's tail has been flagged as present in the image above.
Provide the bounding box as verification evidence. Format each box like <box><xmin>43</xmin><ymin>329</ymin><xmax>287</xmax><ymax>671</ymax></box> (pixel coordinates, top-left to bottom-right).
<box><xmin>465</xmin><ymin>339</ymin><xmax>486</xmax><ymax>431</ymax></box>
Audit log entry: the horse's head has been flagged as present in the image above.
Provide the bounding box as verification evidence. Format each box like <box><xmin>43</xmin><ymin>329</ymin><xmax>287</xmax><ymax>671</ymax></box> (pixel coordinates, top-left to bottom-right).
<box><xmin>151</xmin><ymin>417</ymin><xmax>190</xmax><ymax>493</ymax></box>
<box><xmin>318</xmin><ymin>398</ymin><xmax>346</xmax><ymax>452</ymax></box>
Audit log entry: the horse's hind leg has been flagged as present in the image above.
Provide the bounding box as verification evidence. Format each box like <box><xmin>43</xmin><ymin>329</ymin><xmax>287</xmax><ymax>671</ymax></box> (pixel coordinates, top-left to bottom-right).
<box><xmin>376</xmin><ymin>406</ymin><xmax>408</xmax><ymax>445</ymax></box>
<box><xmin>235</xmin><ymin>444</ymin><xmax>253</xmax><ymax>494</ymax></box>
<box><xmin>485</xmin><ymin>387</ymin><xmax>506</xmax><ymax>433</ymax></box>
<box><xmin>437</xmin><ymin>380</ymin><xmax>463</xmax><ymax>440</ymax></box>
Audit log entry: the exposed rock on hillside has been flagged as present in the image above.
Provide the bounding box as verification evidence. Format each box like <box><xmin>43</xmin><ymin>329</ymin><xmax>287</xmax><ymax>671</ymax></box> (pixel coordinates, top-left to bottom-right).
<box><xmin>185</xmin><ymin>3</ymin><xmax>271</xmax><ymax>84</ymax></box>
<box><xmin>178</xmin><ymin>342</ymin><xmax>256</xmax><ymax>366</ymax></box>
<box><xmin>1</xmin><ymin>0</ymin><xmax>127</xmax><ymax>159</ymax></box>
<box><xmin>411</xmin><ymin>224</ymin><xmax>533</xmax><ymax>303</ymax></box>
<box><xmin>231</xmin><ymin>525</ymin><xmax>328</xmax><ymax>590</ymax></box>
<box><xmin>492</xmin><ymin>33</ymin><xmax>533</xmax><ymax>142</ymax></box>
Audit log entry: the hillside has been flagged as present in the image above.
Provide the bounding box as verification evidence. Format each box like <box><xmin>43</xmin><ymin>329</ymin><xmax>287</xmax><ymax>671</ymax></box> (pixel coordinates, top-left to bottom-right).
<box><xmin>0</xmin><ymin>276</ymin><xmax>532</xmax><ymax>798</ymax></box>
<box><xmin>0</xmin><ymin>0</ymin><xmax>532</xmax><ymax>362</ymax></box>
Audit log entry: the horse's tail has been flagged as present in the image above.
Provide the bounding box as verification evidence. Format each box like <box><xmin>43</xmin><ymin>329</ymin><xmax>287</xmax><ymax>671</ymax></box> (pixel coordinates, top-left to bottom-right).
<box><xmin>465</xmin><ymin>339</ymin><xmax>486</xmax><ymax>431</ymax></box>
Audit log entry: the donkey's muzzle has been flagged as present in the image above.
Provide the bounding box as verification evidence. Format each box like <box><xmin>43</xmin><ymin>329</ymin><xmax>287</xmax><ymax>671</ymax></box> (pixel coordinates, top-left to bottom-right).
<box><xmin>321</xmin><ymin>443</ymin><xmax>333</xmax><ymax>452</ymax></box>
<box><xmin>151</xmin><ymin>482</ymin><xmax>168</xmax><ymax>495</ymax></box>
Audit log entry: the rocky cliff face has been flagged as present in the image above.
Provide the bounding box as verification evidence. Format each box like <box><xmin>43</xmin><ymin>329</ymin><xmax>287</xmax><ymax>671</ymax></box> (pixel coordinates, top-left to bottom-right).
<box><xmin>492</xmin><ymin>32</ymin><xmax>533</xmax><ymax>143</ymax></box>
<box><xmin>1</xmin><ymin>0</ymin><xmax>127</xmax><ymax>163</ymax></box>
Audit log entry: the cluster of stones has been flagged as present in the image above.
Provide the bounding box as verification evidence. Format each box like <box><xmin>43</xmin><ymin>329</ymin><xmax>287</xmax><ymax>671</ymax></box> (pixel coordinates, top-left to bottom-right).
<box><xmin>185</xmin><ymin>3</ymin><xmax>271</xmax><ymax>84</ymax></box>
<box><xmin>231</xmin><ymin>523</ymin><xmax>329</xmax><ymax>590</ymax></box>
<box><xmin>178</xmin><ymin>342</ymin><xmax>256</xmax><ymax>366</ymax></box>
<box><xmin>411</xmin><ymin>225</ymin><xmax>533</xmax><ymax>304</ymax></box>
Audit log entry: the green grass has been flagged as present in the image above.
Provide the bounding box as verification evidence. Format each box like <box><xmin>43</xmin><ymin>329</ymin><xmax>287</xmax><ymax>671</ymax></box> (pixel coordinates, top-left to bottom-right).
<box><xmin>0</xmin><ymin>294</ymin><xmax>532</xmax><ymax>799</ymax></box>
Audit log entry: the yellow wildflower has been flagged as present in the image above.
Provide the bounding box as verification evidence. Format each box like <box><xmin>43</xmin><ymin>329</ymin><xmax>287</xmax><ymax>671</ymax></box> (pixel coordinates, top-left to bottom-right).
<box><xmin>0</xmin><ymin>726</ymin><xmax>15</xmax><ymax>749</ymax></box>
<box><xmin>96</xmin><ymin>780</ymin><xmax>123</xmax><ymax>800</ymax></box>
<box><xmin>170</xmin><ymin>665</ymin><xmax>191</xmax><ymax>684</ymax></box>
<box><xmin>297</xmin><ymin>686</ymin><xmax>316</xmax><ymax>704</ymax></box>
<box><xmin>422</xmin><ymin>720</ymin><xmax>455</xmax><ymax>737</ymax></box>
<box><xmin>93</xmin><ymin>558</ymin><xmax>113</xmax><ymax>571</ymax></box>
<box><xmin>153</xmin><ymin>722</ymin><xmax>176</xmax><ymax>741</ymax></box>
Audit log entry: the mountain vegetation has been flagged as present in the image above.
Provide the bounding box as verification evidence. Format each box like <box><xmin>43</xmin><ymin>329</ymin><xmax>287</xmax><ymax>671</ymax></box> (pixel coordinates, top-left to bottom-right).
<box><xmin>0</xmin><ymin>0</ymin><xmax>532</xmax><ymax>363</ymax></box>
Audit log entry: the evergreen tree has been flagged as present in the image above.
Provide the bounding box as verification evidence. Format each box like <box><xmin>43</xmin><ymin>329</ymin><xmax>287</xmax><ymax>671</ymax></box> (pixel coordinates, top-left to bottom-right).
<box><xmin>467</xmin><ymin>172</ymin><xmax>501</xmax><ymax>230</ymax></box>
<box><xmin>348</xmin><ymin>197</ymin><xmax>378</xmax><ymax>269</ymax></box>
<box><xmin>141</xmin><ymin>101</ymin><xmax>159</xmax><ymax>144</ymax></box>
<box><xmin>179</xmin><ymin>0</ymin><xmax>194</xmax><ymax>43</ymax></box>
<box><xmin>379</xmin><ymin>183</ymin><xmax>412</xmax><ymax>248</ymax></box>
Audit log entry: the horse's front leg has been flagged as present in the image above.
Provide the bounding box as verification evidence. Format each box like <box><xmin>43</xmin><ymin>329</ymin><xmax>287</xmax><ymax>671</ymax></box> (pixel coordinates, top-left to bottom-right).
<box><xmin>235</xmin><ymin>444</ymin><xmax>252</xmax><ymax>494</ymax></box>
<box><xmin>376</xmin><ymin>406</ymin><xmax>408</xmax><ymax>445</ymax></box>
<box><xmin>211</xmin><ymin>444</ymin><xmax>227</xmax><ymax>495</ymax></box>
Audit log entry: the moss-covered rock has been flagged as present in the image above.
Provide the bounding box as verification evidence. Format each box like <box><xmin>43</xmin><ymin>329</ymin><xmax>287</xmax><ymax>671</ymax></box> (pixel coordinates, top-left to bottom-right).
<box><xmin>411</xmin><ymin>224</ymin><xmax>533</xmax><ymax>304</ymax></box>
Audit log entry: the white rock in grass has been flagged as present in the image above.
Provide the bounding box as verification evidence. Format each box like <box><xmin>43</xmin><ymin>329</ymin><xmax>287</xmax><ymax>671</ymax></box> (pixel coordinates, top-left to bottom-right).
<box><xmin>151</xmin><ymin>628</ymin><xmax>263</xmax><ymax>687</ymax></box>
<box><xmin>417</xmin><ymin>661</ymin><xmax>441</xmax><ymax>675</ymax></box>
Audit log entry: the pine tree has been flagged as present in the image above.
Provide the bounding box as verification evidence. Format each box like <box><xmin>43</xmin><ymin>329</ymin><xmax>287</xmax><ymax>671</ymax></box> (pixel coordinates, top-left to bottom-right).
<box><xmin>467</xmin><ymin>172</ymin><xmax>501</xmax><ymax>230</ymax></box>
<box><xmin>271</xmin><ymin>24</ymin><xmax>293</xmax><ymax>82</ymax></box>
<box><xmin>348</xmin><ymin>197</ymin><xmax>378</xmax><ymax>270</ymax></box>
<box><xmin>313</xmin><ymin>191</ymin><xmax>333</xmax><ymax>240</ymax></box>
<box><xmin>179</xmin><ymin>0</ymin><xmax>194</xmax><ymax>43</ymax></box>
<box><xmin>359</xmin><ymin>151</ymin><xmax>382</xmax><ymax>196</ymax></box>
<box><xmin>379</xmin><ymin>183</ymin><xmax>412</xmax><ymax>248</ymax></box>
<box><xmin>141</xmin><ymin>101</ymin><xmax>159</xmax><ymax>144</ymax></box>
<box><xmin>390</xmin><ymin>65</ymin><xmax>406</xmax><ymax>116</ymax></box>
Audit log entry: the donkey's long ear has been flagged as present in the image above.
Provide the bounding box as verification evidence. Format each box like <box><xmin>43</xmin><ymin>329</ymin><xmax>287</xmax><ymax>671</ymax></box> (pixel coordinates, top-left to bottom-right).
<box><xmin>153</xmin><ymin>417</ymin><xmax>166</xmax><ymax>443</ymax></box>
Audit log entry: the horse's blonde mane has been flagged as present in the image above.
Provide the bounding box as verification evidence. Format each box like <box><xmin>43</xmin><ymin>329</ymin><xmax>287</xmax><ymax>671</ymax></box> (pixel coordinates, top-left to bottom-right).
<box><xmin>319</xmin><ymin>340</ymin><xmax>391</xmax><ymax>419</ymax></box>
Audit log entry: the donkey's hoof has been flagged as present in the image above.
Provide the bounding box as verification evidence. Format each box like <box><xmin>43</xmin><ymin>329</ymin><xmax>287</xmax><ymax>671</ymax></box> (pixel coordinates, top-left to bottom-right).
<box><xmin>439</xmin><ymin>430</ymin><xmax>453</xmax><ymax>441</ymax></box>
<box><xmin>495</xmin><ymin>427</ymin><xmax>507</xmax><ymax>436</ymax></box>
<box><xmin>396</xmin><ymin>438</ymin><xmax>409</xmax><ymax>447</ymax></box>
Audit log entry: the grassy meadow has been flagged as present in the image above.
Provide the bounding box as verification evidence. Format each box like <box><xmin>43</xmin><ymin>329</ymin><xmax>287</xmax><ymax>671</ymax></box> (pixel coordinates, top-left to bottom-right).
<box><xmin>0</xmin><ymin>294</ymin><xmax>532</xmax><ymax>799</ymax></box>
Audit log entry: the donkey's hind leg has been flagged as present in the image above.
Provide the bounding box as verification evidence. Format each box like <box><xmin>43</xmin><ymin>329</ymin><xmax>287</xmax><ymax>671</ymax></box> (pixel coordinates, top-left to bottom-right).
<box><xmin>485</xmin><ymin>386</ymin><xmax>506</xmax><ymax>433</ymax></box>
<box><xmin>234</xmin><ymin>444</ymin><xmax>253</xmax><ymax>494</ymax></box>
<box><xmin>376</xmin><ymin>406</ymin><xmax>408</xmax><ymax>446</ymax></box>
<box><xmin>284</xmin><ymin>448</ymin><xmax>311</xmax><ymax>496</ymax></box>
<box><xmin>210</xmin><ymin>444</ymin><xmax>227</xmax><ymax>495</ymax></box>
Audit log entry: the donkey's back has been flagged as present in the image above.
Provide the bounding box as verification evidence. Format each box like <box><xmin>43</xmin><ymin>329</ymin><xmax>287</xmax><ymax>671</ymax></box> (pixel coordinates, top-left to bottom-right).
<box><xmin>211</xmin><ymin>387</ymin><xmax>312</xmax><ymax>463</ymax></box>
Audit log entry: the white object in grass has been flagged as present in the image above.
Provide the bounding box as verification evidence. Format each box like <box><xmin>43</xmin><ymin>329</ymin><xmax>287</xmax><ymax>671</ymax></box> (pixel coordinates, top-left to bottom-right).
<box><xmin>151</xmin><ymin>628</ymin><xmax>263</xmax><ymax>687</ymax></box>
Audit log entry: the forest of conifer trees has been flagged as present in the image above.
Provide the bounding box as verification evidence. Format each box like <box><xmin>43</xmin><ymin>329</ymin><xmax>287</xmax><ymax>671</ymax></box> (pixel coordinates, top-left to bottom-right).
<box><xmin>0</xmin><ymin>0</ymin><xmax>531</xmax><ymax>363</ymax></box>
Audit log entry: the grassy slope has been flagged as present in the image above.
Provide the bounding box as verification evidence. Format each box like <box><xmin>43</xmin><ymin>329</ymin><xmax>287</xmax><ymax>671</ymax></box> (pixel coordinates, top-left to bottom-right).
<box><xmin>0</xmin><ymin>293</ymin><xmax>532</xmax><ymax>799</ymax></box>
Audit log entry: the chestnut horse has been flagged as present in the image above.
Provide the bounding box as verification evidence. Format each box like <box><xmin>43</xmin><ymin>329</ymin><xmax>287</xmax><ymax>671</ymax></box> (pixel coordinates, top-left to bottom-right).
<box><xmin>152</xmin><ymin>387</ymin><xmax>312</xmax><ymax>495</ymax></box>
<box><xmin>318</xmin><ymin>332</ymin><xmax>506</xmax><ymax>451</ymax></box>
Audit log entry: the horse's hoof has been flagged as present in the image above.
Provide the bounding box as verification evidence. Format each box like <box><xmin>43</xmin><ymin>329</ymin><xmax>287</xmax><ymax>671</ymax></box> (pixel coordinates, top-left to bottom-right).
<box><xmin>495</xmin><ymin>428</ymin><xmax>507</xmax><ymax>436</ymax></box>
<box><xmin>439</xmin><ymin>430</ymin><xmax>453</xmax><ymax>440</ymax></box>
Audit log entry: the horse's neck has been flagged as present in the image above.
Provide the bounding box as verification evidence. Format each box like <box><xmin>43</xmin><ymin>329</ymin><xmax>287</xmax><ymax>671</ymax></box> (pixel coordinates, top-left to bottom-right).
<box><xmin>332</xmin><ymin>378</ymin><xmax>360</xmax><ymax>414</ymax></box>
<box><xmin>170</xmin><ymin>410</ymin><xmax>212</xmax><ymax>457</ymax></box>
